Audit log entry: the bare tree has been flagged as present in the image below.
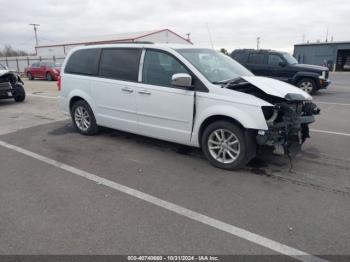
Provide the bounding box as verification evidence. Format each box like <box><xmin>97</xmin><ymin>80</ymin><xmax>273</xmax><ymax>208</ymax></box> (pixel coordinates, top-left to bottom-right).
<box><xmin>0</xmin><ymin>45</ymin><xmax>31</xmax><ymax>57</ymax></box>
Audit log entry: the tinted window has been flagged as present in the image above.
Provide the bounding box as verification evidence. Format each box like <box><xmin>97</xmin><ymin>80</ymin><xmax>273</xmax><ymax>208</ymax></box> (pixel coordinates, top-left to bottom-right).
<box><xmin>143</xmin><ymin>50</ymin><xmax>189</xmax><ymax>87</ymax></box>
<box><xmin>248</xmin><ymin>53</ymin><xmax>266</xmax><ymax>64</ymax></box>
<box><xmin>232</xmin><ymin>52</ymin><xmax>248</xmax><ymax>63</ymax></box>
<box><xmin>32</xmin><ymin>62</ymin><xmax>39</xmax><ymax>68</ymax></box>
<box><xmin>99</xmin><ymin>48</ymin><xmax>141</xmax><ymax>81</ymax></box>
<box><xmin>65</xmin><ymin>48</ymin><xmax>100</xmax><ymax>75</ymax></box>
<box><xmin>268</xmin><ymin>54</ymin><xmax>283</xmax><ymax>66</ymax></box>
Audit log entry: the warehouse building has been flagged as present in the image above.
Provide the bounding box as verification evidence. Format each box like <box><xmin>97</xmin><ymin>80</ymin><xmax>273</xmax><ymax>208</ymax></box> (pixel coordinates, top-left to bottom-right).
<box><xmin>35</xmin><ymin>29</ymin><xmax>192</xmax><ymax>57</ymax></box>
<box><xmin>294</xmin><ymin>41</ymin><xmax>350</xmax><ymax>71</ymax></box>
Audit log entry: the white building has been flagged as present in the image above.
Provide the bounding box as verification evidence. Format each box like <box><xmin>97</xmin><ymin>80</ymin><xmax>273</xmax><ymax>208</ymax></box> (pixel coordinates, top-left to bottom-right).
<box><xmin>36</xmin><ymin>29</ymin><xmax>192</xmax><ymax>57</ymax></box>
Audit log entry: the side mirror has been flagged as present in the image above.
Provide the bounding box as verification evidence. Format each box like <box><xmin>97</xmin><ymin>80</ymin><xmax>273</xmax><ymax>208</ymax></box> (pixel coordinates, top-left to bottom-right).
<box><xmin>171</xmin><ymin>73</ymin><xmax>192</xmax><ymax>89</ymax></box>
<box><xmin>279</xmin><ymin>61</ymin><xmax>287</xmax><ymax>67</ymax></box>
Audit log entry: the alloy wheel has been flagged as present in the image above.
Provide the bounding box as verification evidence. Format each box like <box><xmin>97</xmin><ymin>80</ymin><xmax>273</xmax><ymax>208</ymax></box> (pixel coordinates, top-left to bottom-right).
<box><xmin>299</xmin><ymin>81</ymin><xmax>313</xmax><ymax>93</ymax></box>
<box><xmin>207</xmin><ymin>129</ymin><xmax>240</xmax><ymax>164</ymax></box>
<box><xmin>74</xmin><ymin>106</ymin><xmax>90</xmax><ymax>131</ymax></box>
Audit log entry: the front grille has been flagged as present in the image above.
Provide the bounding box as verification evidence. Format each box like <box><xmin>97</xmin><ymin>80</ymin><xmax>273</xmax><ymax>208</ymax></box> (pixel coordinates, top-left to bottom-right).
<box><xmin>0</xmin><ymin>82</ymin><xmax>12</xmax><ymax>91</ymax></box>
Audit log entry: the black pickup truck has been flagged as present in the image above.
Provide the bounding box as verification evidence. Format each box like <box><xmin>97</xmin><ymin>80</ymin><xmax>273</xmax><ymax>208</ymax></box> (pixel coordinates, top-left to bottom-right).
<box><xmin>0</xmin><ymin>64</ymin><xmax>25</xmax><ymax>102</ymax></box>
<box><xmin>231</xmin><ymin>49</ymin><xmax>331</xmax><ymax>94</ymax></box>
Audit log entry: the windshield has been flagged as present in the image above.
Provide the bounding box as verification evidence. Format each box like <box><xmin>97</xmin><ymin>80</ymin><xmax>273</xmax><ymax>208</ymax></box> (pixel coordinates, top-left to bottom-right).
<box><xmin>282</xmin><ymin>53</ymin><xmax>298</xmax><ymax>65</ymax></box>
<box><xmin>176</xmin><ymin>48</ymin><xmax>253</xmax><ymax>83</ymax></box>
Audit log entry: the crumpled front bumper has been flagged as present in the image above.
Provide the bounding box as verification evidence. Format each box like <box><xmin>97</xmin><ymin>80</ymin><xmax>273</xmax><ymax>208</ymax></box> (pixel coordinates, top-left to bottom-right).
<box><xmin>256</xmin><ymin>101</ymin><xmax>319</xmax><ymax>155</ymax></box>
<box><xmin>0</xmin><ymin>82</ymin><xmax>13</xmax><ymax>99</ymax></box>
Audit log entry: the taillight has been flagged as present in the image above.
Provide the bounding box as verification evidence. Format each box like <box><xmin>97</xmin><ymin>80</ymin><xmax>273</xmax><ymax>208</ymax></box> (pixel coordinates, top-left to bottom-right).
<box><xmin>57</xmin><ymin>76</ymin><xmax>61</xmax><ymax>91</ymax></box>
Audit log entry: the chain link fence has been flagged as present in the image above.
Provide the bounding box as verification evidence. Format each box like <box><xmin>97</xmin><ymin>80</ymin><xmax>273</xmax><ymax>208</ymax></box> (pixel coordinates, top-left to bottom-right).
<box><xmin>0</xmin><ymin>55</ymin><xmax>66</xmax><ymax>75</ymax></box>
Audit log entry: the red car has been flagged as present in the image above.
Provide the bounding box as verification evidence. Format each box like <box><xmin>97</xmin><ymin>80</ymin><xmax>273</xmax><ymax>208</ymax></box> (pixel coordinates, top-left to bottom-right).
<box><xmin>25</xmin><ymin>62</ymin><xmax>61</xmax><ymax>81</ymax></box>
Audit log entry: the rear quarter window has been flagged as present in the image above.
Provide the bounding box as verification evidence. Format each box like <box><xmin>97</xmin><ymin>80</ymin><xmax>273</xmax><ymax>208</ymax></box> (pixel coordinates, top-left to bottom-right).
<box><xmin>64</xmin><ymin>48</ymin><xmax>100</xmax><ymax>76</ymax></box>
<box><xmin>248</xmin><ymin>53</ymin><xmax>267</xmax><ymax>64</ymax></box>
<box><xmin>232</xmin><ymin>52</ymin><xmax>248</xmax><ymax>64</ymax></box>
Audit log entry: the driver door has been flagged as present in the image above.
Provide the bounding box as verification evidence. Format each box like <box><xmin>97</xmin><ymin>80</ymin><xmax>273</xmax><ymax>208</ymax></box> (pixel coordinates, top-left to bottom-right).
<box><xmin>136</xmin><ymin>49</ymin><xmax>195</xmax><ymax>145</ymax></box>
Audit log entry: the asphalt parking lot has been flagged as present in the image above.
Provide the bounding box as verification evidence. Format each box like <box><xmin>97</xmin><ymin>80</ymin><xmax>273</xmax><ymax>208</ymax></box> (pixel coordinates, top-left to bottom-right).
<box><xmin>0</xmin><ymin>74</ymin><xmax>349</xmax><ymax>261</ymax></box>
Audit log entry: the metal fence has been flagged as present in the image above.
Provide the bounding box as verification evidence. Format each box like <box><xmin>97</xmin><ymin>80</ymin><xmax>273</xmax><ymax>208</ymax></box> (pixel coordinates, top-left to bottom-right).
<box><xmin>0</xmin><ymin>55</ymin><xmax>66</xmax><ymax>74</ymax></box>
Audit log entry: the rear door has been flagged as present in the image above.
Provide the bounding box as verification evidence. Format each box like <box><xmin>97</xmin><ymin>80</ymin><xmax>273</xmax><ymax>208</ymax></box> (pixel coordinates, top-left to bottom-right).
<box><xmin>92</xmin><ymin>48</ymin><xmax>141</xmax><ymax>132</ymax></box>
<box><xmin>136</xmin><ymin>49</ymin><xmax>195</xmax><ymax>144</ymax></box>
<box><xmin>246</xmin><ymin>52</ymin><xmax>269</xmax><ymax>76</ymax></box>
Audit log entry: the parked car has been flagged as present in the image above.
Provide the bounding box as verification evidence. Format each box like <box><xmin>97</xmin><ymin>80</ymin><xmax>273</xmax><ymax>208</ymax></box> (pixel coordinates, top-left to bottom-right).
<box><xmin>0</xmin><ymin>63</ymin><xmax>26</xmax><ymax>102</ymax></box>
<box><xmin>231</xmin><ymin>49</ymin><xmax>331</xmax><ymax>94</ymax></box>
<box><xmin>25</xmin><ymin>62</ymin><xmax>61</xmax><ymax>81</ymax></box>
<box><xmin>59</xmin><ymin>44</ymin><xmax>320</xmax><ymax>170</ymax></box>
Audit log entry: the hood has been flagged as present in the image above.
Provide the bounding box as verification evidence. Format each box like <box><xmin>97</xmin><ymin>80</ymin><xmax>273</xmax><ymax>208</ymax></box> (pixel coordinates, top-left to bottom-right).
<box><xmin>0</xmin><ymin>69</ymin><xmax>11</xmax><ymax>77</ymax></box>
<box><xmin>242</xmin><ymin>76</ymin><xmax>312</xmax><ymax>100</ymax></box>
<box><xmin>292</xmin><ymin>63</ymin><xmax>328</xmax><ymax>71</ymax></box>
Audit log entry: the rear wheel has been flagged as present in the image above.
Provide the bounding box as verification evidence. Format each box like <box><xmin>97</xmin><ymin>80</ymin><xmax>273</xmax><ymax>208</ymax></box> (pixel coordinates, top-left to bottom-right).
<box><xmin>13</xmin><ymin>84</ymin><xmax>26</xmax><ymax>102</ymax></box>
<box><xmin>297</xmin><ymin>78</ymin><xmax>317</xmax><ymax>94</ymax></box>
<box><xmin>201</xmin><ymin>121</ymin><xmax>247</xmax><ymax>170</ymax></box>
<box><xmin>71</xmin><ymin>100</ymin><xmax>98</xmax><ymax>135</ymax></box>
<box><xmin>46</xmin><ymin>72</ymin><xmax>53</xmax><ymax>81</ymax></box>
<box><xmin>27</xmin><ymin>72</ymin><xmax>33</xmax><ymax>80</ymax></box>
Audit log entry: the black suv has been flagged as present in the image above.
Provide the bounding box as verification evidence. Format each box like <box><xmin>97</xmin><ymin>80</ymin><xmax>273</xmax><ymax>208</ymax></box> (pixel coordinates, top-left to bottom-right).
<box><xmin>231</xmin><ymin>49</ymin><xmax>331</xmax><ymax>94</ymax></box>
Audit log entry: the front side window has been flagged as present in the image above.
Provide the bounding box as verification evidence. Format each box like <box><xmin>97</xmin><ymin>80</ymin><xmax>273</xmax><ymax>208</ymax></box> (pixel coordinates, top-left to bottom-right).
<box><xmin>282</xmin><ymin>53</ymin><xmax>298</xmax><ymax>65</ymax></box>
<box><xmin>142</xmin><ymin>50</ymin><xmax>189</xmax><ymax>87</ymax></box>
<box><xmin>65</xmin><ymin>48</ymin><xmax>100</xmax><ymax>76</ymax></box>
<box><xmin>99</xmin><ymin>48</ymin><xmax>141</xmax><ymax>82</ymax></box>
<box><xmin>177</xmin><ymin>48</ymin><xmax>253</xmax><ymax>83</ymax></box>
<box><xmin>268</xmin><ymin>54</ymin><xmax>284</xmax><ymax>66</ymax></box>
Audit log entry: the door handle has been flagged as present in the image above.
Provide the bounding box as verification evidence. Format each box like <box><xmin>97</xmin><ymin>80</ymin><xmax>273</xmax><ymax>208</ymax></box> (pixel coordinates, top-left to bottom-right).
<box><xmin>122</xmin><ymin>87</ymin><xmax>134</xmax><ymax>93</ymax></box>
<box><xmin>138</xmin><ymin>90</ymin><xmax>151</xmax><ymax>95</ymax></box>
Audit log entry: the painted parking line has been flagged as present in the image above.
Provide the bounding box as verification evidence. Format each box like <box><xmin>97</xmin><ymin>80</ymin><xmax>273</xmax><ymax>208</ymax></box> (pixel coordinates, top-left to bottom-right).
<box><xmin>0</xmin><ymin>140</ymin><xmax>326</xmax><ymax>262</ymax></box>
<box><xmin>314</xmin><ymin>101</ymin><xmax>350</xmax><ymax>106</ymax></box>
<box><xmin>310</xmin><ymin>129</ymin><xmax>350</xmax><ymax>137</ymax></box>
<box><xmin>27</xmin><ymin>93</ymin><xmax>58</xmax><ymax>99</ymax></box>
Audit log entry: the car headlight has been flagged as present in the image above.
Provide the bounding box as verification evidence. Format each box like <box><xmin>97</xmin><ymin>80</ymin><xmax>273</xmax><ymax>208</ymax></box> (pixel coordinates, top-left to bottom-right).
<box><xmin>319</xmin><ymin>71</ymin><xmax>326</xmax><ymax>80</ymax></box>
<box><xmin>52</xmin><ymin>69</ymin><xmax>58</xmax><ymax>74</ymax></box>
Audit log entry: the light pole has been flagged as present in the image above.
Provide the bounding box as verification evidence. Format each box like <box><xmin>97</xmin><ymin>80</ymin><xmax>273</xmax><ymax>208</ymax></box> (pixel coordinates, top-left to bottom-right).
<box><xmin>257</xmin><ymin>37</ymin><xmax>260</xmax><ymax>50</ymax></box>
<box><xmin>29</xmin><ymin>23</ymin><xmax>40</xmax><ymax>47</ymax></box>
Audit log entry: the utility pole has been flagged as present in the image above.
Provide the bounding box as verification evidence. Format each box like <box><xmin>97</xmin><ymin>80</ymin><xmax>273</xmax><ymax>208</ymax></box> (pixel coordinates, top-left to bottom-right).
<box><xmin>257</xmin><ymin>37</ymin><xmax>260</xmax><ymax>50</ymax></box>
<box><xmin>206</xmin><ymin>23</ymin><xmax>214</xmax><ymax>48</ymax></box>
<box><xmin>29</xmin><ymin>23</ymin><xmax>40</xmax><ymax>47</ymax></box>
<box><xmin>186</xmin><ymin>33</ymin><xmax>191</xmax><ymax>42</ymax></box>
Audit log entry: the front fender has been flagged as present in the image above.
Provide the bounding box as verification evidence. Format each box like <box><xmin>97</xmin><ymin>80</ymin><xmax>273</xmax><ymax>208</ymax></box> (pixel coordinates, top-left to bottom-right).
<box><xmin>292</xmin><ymin>72</ymin><xmax>320</xmax><ymax>85</ymax></box>
<box><xmin>190</xmin><ymin>104</ymin><xmax>268</xmax><ymax>147</ymax></box>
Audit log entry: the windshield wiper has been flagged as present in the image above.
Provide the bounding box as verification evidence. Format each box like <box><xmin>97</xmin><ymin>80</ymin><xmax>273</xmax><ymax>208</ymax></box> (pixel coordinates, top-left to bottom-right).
<box><xmin>213</xmin><ymin>77</ymin><xmax>248</xmax><ymax>88</ymax></box>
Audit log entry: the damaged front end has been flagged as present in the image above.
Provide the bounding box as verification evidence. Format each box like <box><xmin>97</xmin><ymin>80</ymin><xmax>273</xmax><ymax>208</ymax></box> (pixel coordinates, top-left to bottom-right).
<box><xmin>223</xmin><ymin>76</ymin><xmax>320</xmax><ymax>155</ymax></box>
<box><xmin>0</xmin><ymin>69</ymin><xmax>25</xmax><ymax>102</ymax></box>
<box><xmin>257</xmin><ymin>96</ymin><xmax>320</xmax><ymax>155</ymax></box>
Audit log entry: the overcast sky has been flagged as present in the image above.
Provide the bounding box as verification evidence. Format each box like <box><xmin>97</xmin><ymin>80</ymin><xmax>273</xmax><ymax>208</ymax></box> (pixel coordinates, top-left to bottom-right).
<box><xmin>1</xmin><ymin>0</ymin><xmax>349</xmax><ymax>53</ymax></box>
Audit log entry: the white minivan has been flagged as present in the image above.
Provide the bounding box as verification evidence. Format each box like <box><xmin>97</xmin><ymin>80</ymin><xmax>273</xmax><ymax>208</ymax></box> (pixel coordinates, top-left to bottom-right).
<box><xmin>58</xmin><ymin>44</ymin><xmax>319</xmax><ymax>170</ymax></box>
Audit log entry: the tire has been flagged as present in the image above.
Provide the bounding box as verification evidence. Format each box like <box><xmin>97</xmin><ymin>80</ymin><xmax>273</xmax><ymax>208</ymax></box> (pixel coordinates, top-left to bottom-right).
<box><xmin>27</xmin><ymin>72</ymin><xmax>33</xmax><ymax>80</ymax></box>
<box><xmin>46</xmin><ymin>72</ymin><xmax>53</xmax><ymax>81</ymax></box>
<box><xmin>13</xmin><ymin>84</ymin><xmax>26</xmax><ymax>102</ymax></box>
<box><xmin>71</xmin><ymin>100</ymin><xmax>98</xmax><ymax>135</ymax></box>
<box><xmin>297</xmin><ymin>78</ymin><xmax>317</xmax><ymax>95</ymax></box>
<box><xmin>201</xmin><ymin>121</ymin><xmax>247</xmax><ymax>170</ymax></box>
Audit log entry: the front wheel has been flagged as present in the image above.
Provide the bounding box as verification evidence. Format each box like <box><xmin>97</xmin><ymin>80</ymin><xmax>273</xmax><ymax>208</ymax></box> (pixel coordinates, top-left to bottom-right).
<box><xmin>71</xmin><ymin>100</ymin><xmax>98</xmax><ymax>135</ymax></box>
<box><xmin>297</xmin><ymin>78</ymin><xmax>317</xmax><ymax>94</ymax></box>
<box><xmin>13</xmin><ymin>84</ymin><xmax>26</xmax><ymax>102</ymax></box>
<box><xmin>201</xmin><ymin>121</ymin><xmax>247</xmax><ymax>170</ymax></box>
